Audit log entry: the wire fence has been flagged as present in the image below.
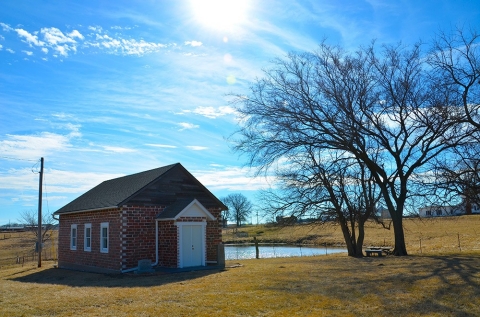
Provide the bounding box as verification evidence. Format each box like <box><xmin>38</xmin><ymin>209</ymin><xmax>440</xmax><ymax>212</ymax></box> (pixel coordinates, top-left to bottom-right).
<box><xmin>0</xmin><ymin>234</ymin><xmax>58</xmax><ymax>269</ymax></box>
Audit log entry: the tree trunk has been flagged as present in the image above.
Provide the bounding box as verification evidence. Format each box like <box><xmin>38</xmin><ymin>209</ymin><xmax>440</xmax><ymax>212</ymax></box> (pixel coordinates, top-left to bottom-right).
<box><xmin>391</xmin><ymin>211</ymin><xmax>408</xmax><ymax>256</ymax></box>
<box><xmin>339</xmin><ymin>219</ymin><xmax>364</xmax><ymax>257</ymax></box>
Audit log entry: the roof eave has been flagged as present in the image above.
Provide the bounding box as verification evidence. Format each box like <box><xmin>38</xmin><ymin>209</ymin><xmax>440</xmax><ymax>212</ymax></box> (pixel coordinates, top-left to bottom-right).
<box><xmin>53</xmin><ymin>205</ymin><xmax>119</xmax><ymax>216</ymax></box>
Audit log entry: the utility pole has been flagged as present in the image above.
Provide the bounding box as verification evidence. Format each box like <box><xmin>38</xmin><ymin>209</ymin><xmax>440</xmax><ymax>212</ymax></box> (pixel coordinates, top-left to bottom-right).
<box><xmin>37</xmin><ymin>157</ymin><xmax>44</xmax><ymax>268</ymax></box>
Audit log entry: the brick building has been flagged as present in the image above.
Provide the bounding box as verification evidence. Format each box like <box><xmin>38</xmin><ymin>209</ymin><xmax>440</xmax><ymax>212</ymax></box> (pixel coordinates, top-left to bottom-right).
<box><xmin>54</xmin><ymin>163</ymin><xmax>226</xmax><ymax>273</ymax></box>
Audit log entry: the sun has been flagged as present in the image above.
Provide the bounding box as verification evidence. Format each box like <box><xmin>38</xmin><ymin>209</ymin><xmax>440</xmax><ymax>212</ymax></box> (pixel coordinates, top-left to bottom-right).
<box><xmin>190</xmin><ymin>0</ymin><xmax>250</xmax><ymax>30</ymax></box>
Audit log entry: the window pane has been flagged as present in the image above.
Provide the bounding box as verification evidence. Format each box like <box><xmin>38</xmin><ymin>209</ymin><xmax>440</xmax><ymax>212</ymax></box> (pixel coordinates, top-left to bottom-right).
<box><xmin>86</xmin><ymin>228</ymin><xmax>91</xmax><ymax>248</ymax></box>
<box><xmin>72</xmin><ymin>228</ymin><xmax>76</xmax><ymax>246</ymax></box>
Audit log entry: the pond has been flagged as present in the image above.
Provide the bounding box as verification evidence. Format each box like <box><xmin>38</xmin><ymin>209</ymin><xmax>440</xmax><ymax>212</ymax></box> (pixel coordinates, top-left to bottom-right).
<box><xmin>225</xmin><ymin>244</ymin><xmax>346</xmax><ymax>260</ymax></box>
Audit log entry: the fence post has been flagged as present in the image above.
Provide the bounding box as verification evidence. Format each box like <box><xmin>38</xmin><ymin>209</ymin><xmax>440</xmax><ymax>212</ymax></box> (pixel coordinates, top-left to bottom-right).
<box><xmin>457</xmin><ymin>233</ymin><xmax>461</xmax><ymax>252</ymax></box>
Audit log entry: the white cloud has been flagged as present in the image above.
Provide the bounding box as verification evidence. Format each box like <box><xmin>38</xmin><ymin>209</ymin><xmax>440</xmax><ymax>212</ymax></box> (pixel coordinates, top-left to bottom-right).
<box><xmin>185</xmin><ymin>40</ymin><xmax>202</xmax><ymax>47</ymax></box>
<box><xmin>195</xmin><ymin>166</ymin><xmax>273</xmax><ymax>191</ymax></box>
<box><xmin>102</xmin><ymin>146</ymin><xmax>136</xmax><ymax>153</ymax></box>
<box><xmin>88</xmin><ymin>25</ymin><xmax>103</xmax><ymax>32</ymax></box>
<box><xmin>0</xmin><ymin>22</ymin><xmax>13</xmax><ymax>32</ymax></box>
<box><xmin>6</xmin><ymin>48</ymin><xmax>14</xmax><ymax>53</ymax></box>
<box><xmin>0</xmin><ymin>168</ymin><xmax>123</xmax><ymax>195</ymax></box>
<box><xmin>177</xmin><ymin>106</ymin><xmax>237</xmax><ymax>119</ymax></box>
<box><xmin>22</xmin><ymin>50</ymin><xmax>33</xmax><ymax>56</ymax></box>
<box><xmin>177</xmin><ymin>122</ymin><xmax>199</xmax><ymax>131</ymax></box>
<box><xmin>41</xmin><ymin>27</ymin><xmax>77</xmax><ymax>45</ymax></box>
<box><xmin>0</xmin><ymin>132</ymin><xmax>74</xmax><ymax>160</ymax></box>
<box><xmin>68</xmin><ymin>30</ymin><xmax>84</xmax><ymax>40</ymax></box>
<box><xmin>186</xmin><ymin>146</ymin><xmax>208</xmax><ymax>151</ymax></box>
<box><xmin>15</xmin><ymin>28</ymin><xmax>45</xmax><ymax>47</ymax></box>
<box><xmin>145</xmin><ymin>143</ymin><xmax>177</xmax><ymax>148</ymax></box>
<box><xmin>0</xmin><ymin>44</ymin><xmax>2</xmax><ymax>50</ymax></box>
<box><xmin>41</xmin><ymin>47</ymin><xmax>48</xmax><ymax>54</ymax></box>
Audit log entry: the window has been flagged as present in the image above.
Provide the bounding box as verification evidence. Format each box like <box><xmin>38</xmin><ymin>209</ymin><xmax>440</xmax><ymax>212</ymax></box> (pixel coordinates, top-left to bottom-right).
<box><xmin>84</xmin><ymin>223</ymin><xmax>92</xmax><ymax>251</ymax></box>
<box><xmin>100</xmin><ymin>222</ymin><xmax>109</xmax><ymax>253</ymax></box>
<box><xmin>70</xmin><ymin>224</ymin><xmax>77</xmax><ymax>250</ymax></box>
<box><xmin>426</xmin><ymin>210</ymin><xmax>431</xmax><ymax>216</ymax></box>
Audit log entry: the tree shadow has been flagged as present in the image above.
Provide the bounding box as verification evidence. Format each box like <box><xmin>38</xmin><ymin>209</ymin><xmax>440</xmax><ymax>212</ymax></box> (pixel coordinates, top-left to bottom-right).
<box><xmin>9</xmin><ymin>266</ymin><xmax>226</xmax><ymax>288</ymax></box>
<box><xmin>264</xmin><ymin>255</ymin><xmax>480</xmax><ymax>316</ymax></box>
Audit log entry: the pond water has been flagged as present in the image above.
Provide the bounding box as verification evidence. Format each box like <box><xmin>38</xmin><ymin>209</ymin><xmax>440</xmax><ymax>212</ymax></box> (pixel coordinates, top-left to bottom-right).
<box><xmin>225</xmin><ymin>244</ymin><xmax>346</xmax><ymax>260</ymax></box>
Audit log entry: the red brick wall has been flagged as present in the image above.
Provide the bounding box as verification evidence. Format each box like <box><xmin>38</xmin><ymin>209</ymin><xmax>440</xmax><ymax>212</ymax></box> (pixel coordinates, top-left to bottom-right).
<box><xmin>58</xmin><ymin>205</ymin><xmax>223</xmax><ymax>272</ymax></box>
<box><xmin>206</xmin><ymin>207</ymin><xmax>223</xmax><ymax>262</ymax></box>
<box><xmin>121</xmin><ymin>206</ymin><xmax>164</xmax><ymax>270</ymax></box>
<box><xmin>58</xmin><ymin>208</ymin><xmax>122</xmax><ymax>272</ymax></box>
<box><xmin>158</xmin><ymin>220</ymin><xmax>178</xmax><ymax>267</ymax></box>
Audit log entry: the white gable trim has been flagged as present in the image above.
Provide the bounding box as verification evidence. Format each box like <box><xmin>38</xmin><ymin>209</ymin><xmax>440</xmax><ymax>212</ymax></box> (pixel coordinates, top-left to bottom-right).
<box><xmin>161</xmin><ymin>199</ymin><xmax>216</xmax><ymax>221</ymax></box>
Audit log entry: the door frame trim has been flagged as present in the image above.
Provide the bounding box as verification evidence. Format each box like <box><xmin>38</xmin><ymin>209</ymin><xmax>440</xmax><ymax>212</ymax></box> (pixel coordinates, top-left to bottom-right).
<box><xmin>176</xmin><ymin>221</ymin><xmax>207</xmax><ymax>268</ymax></box>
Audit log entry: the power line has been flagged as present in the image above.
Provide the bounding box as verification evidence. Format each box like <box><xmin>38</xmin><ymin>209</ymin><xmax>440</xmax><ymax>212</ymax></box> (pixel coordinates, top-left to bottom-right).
<box><xmin>0</xmin><ymin>155</ymin><xmax>39</xmax><ymax>162</ymax></box>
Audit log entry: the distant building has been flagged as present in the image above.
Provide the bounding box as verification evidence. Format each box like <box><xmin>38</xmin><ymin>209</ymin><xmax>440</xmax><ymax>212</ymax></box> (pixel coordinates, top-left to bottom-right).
<box><xmin>418</xmin><ymin>203</ymin><xmax>480</xmax><ymax>217</ymax></box>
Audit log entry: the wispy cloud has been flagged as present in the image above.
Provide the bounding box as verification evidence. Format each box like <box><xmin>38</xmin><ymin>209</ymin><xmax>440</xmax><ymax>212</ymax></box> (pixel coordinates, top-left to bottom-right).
<box><xmin>0</xmin><ymin>131</ymin><xmax>78</xmax><ymax>160</ymax></box>
<box><xmin>178</xmin><ymin>106</ymin><xmax>237</xmax><ymax>119</ymax></box>
<box><xmin>0</xmin><ymin>168</ymin><xmax>124</xmax><ymax>195</ymax></box>
<box><xmin>177</xmin><ymin>122</ymin><xmax>199</xmax><ymax>131</ymax></box>
<box><xmin>102</xmin><ymin>146</ymin><xmax>136</xmax><ymax>153</ymax></box>
<box><xmin>0</xmin><ymin>22</ymin><xmax>13</xmax><ymax>32</ymax></box>
<box><xmin>186</xmin><ymin>146</ymin><xmax>208</xmax><ymax>151</ymax></box>
<box><xmin>195</xmin><ymin>166</ymin><xmax>273</xmax><ymax>191</ymax></box>
<box><xmin>145</xmin><ymin>143</ymin><xmax>177</xmax><ymax>148</ymax></box>
<box><xmin>184</xmin><ymin>40</ymin><xmax>202</xmax><ymax>47</ymax></box>
<box><xmin>15</xmin><ymin>28</ymin><xmax>45</xmax><ymax>47</ymax></box>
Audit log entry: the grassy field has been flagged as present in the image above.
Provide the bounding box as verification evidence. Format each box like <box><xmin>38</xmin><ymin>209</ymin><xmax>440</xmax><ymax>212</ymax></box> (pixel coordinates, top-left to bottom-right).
<box><xmin>0</xmin><ymin>254</ymin><xmax>479</xmax><ymax>316</ymax></box>
<box><xmin>223</xmin><ymin>215</ymin><xmax>480</xmax><ymax>254</ymax></box>
<box><xmin>1</xmin><ymin>216</ymin><xmax>479</xmax><ymax>316</ymax></box>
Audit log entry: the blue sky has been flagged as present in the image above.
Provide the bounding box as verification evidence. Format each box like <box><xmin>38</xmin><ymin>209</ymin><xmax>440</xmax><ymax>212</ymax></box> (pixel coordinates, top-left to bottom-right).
<box><xmin>1</xmin><ymin>0</ymin><xmax>479</xmax><ymax>225</ymax></box>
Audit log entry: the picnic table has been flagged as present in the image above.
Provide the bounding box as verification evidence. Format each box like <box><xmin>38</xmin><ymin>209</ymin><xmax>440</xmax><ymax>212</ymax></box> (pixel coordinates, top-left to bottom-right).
<box><xmin>365</xmin><ymin>247</ymin><xmax>392</xmax><ymax>257</ymax></box>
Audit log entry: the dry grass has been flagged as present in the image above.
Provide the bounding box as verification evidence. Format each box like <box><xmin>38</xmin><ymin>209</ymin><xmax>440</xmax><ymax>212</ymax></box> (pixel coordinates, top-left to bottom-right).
<box><xmin>0</xmin><ymin>230</ymin><xmax>58</xmax><ymax>269</ymax></box>
<box><xmin>224</xmin><ymin>215</ymin><xmax>480</xmax><ymax>254</ymax></box>
<box><xmin>1</xmin><ymin>217</ymin><xmax>479</xmax><ymax>316</ymax></box>
<box><xmin>0</xmin><ymin>253</ymin><xmax>479</xmax><ymax>316</ymax></box>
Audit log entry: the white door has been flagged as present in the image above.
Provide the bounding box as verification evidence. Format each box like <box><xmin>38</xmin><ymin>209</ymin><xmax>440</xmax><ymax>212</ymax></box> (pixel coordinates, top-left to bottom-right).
<box><xmin>181</xmin><ymin>225</ymin><xmax>203</xmax><ymax>267</ymax></box>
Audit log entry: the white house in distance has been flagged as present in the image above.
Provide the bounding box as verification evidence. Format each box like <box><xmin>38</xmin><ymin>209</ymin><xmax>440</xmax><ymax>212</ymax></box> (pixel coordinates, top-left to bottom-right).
<box><xmin>418</xmin><ymin>203</ymin><xmax>480</xmax><ymax>217</ymax></box>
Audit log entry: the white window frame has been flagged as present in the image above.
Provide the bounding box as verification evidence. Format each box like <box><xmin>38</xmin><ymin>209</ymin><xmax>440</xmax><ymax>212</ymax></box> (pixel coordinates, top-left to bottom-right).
<box><xmin>84</xmin><ymin>223</ymin><xmax>92</xmax><ymax>252</ymax></box>
<box><xmin>100</xmin><ymin>222</ymin><xmax>109</xmax><ymax>253</ymax></box>
<box><xmin>70</xmin><ymin>224</ymin><xmax>77</xmax><ymax>250</ymax></box>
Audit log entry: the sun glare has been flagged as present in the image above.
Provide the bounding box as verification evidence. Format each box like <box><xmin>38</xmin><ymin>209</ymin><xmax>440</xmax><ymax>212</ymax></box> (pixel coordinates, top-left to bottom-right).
<box><xmin>191</xmin><ymin>0</ymin><xmax>250</xmax><ymax>30</ymax></box>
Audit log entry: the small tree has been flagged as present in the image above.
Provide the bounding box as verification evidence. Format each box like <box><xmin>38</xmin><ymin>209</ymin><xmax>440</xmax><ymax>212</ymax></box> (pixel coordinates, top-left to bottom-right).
<box><xmin>18</xmin><ymin>209</ymin><xmax>56</xmax><ymax>246</ymax></box>
<box><xmin>221</xmin><ymin>193</ymin><xmax>253</xmax><ymax>227</ymax></box>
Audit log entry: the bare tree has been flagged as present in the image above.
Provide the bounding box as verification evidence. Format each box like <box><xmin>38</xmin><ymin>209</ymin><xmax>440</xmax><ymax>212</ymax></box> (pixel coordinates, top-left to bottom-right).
<box><xmin>221</xmin><ymin>193</ymin><xmax>253</xmax><ymax>227</ymax></box>
<box><xmin>260</xmin><ymin>148</ymin><xmax>383</xmax><ymax>257</ymax></box>
<box><xmin>428</xmin><ymin>28</ymin><xmax>480</xmax><ymax>130</ymax></box>
<box><xmin>18</xmin><ymin>209</ymin><xmax>57</xmax><ymax>246</ymax></box>
<box><xmin>232</xmin><ymin>40</ymin><xmax>476</xmax><ymax>255</ymax></box>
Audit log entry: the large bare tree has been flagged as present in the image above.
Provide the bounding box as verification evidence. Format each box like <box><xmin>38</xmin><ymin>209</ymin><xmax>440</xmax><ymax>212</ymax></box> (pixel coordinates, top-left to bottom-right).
<box><xmin>232</xmin><ymin>40</ymin><xmax>476</xmax><ymax>256</ymax></box>
<box><xmin>428</xmin><ymin>28</ymin><xmax>480</xmax><ymax>130</ymax></box>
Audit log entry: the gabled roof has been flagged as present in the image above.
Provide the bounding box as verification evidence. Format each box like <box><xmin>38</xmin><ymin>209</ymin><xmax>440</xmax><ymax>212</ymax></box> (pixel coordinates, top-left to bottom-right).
<box><xmin>54</xmin><ymin>163</ymin><xmax>226</xmax><ymax>215</ymax></box>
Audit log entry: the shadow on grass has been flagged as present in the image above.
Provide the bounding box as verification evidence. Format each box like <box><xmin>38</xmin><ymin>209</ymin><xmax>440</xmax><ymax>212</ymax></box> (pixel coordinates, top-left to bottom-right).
<box><xmin>265</xmin><ymin>254</ymin><xmax>480</xmax><ymax>316</ymax></box>
<box><xmin>9</xmin><ymin>266</ymin><xmax>225</xmax><ymax>288</ymax></box>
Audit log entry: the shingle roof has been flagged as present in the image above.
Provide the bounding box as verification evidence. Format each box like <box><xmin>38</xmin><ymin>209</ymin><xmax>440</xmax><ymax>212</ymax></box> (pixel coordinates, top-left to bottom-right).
<box><xmin>54</xmin><ymin>163</ymin><xmax>178</xmax><ymax>214</ymax></box>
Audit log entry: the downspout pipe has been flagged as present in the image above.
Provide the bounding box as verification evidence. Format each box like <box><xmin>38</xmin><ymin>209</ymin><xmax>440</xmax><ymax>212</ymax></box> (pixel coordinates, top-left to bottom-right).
<box><xmin>152</xmin><ymin>219</ymin><xmax>159</xmax><ymax>267</ymax></box>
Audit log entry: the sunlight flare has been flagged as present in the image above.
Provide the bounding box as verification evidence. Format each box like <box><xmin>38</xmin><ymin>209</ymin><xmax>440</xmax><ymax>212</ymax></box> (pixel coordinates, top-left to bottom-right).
<box><xmin>190</xmin><ymin>0</ymin><xmax>250</xmax><ymax>30</ymax></box>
